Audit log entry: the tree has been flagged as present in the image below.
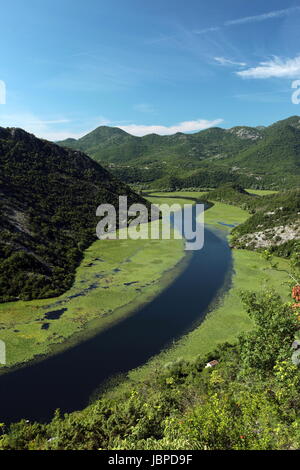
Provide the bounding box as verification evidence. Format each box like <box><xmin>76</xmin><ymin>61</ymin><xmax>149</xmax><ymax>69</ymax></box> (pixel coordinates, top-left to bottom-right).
<box><xmin>239</xmin><ymin>291</ymin><xmax>298</xmax><ymax>373</ymax></box>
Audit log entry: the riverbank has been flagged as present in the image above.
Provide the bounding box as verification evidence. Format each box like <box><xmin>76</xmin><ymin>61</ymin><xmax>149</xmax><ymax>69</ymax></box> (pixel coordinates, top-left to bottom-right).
<box><xmin>103</xmin><ymin>191</ymin><xmax>291</xmax><ymax>396</ymax></box>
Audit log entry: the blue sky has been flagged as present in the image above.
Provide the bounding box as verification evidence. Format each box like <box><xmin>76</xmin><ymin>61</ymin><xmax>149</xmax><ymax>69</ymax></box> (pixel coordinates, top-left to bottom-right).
<box><xmin>1</xmin><ymin>0</ymin><xmax>300</xmax><ymax>139</ymax></box>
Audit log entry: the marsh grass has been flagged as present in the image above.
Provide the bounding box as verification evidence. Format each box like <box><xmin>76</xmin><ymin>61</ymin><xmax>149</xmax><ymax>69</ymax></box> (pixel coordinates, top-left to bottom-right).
<box><xmin>103</xmin><ymin>190</ymin><xmax>291</xmax><ymax>392</ymax></box>
<box><xmin>0</xmin><ymin>221</ymin><xmax>185</xmax><ymax>369</ymax></box>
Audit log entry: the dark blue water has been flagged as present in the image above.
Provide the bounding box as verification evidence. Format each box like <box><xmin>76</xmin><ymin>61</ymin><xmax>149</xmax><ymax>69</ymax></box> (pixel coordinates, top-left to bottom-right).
<box><xmin>218</xmin><ymin>222</ymin><xmax>236</xmax><ymax>228</ymax></box>
<box><xmin>0</xmin><ymin>217</ymin><xmax>232</xmax><ymax>424</ymax></box>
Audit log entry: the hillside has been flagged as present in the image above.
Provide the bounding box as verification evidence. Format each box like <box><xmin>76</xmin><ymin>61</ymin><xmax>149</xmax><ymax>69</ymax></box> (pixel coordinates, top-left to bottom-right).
<box><xmin>220</xmin><ymin>117</ymin><xmax>300</xmax><ymax>184</ymax></box>
<box><xmin>204</xmin><ymin>183</ymin><xmax>256</xmax><ymax>208</ymax></box>
<box><xmin>58</xmin><ymin>125</ymin><xmax>256</xmax><ymax>165</ymax></box>
<box><xmin>58</xmin><ymin>125</ymin><xmax>261</xmax><ymax>188</ymax></box>
<box><xmin>207</xmin><ymin>184</ymin><xmax>300</xmax><ymax>256</ymax></box>
<box><xmin>0</xmin><ymin>127</ymin><xmax>145</xmax><ymax>302</ymax></box>
<box><xmin>231</xmin><ymin>189</ymin><xmax>300</xmax><ymax>256</ymax></box>
<box><xmin>58</xmin><ymin>116</ymin><xmax>300</xmax><ymax>190</ymax></box>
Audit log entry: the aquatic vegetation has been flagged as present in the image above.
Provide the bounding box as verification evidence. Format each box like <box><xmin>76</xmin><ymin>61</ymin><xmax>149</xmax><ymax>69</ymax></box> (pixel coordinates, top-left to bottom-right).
<box><xmin>0</xmin><ymin>231</ymin><xmax>185</xmax><ymax>369</ymax></box>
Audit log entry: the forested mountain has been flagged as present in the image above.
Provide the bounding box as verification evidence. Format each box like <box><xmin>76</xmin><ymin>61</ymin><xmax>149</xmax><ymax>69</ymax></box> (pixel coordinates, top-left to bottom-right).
<box><xmin>58</xmin><ymin>116</ymin><xmax>300</xmax><ymax>190</ymax></box>
<box><xmin>59</xmin><ymin>125</ymin><xmax>258</xmax><ymax>165</ymax></box>
<box><xmin>0</xmin><ymin>127</ymin><xmax>145</xmax><ymax>302</ymax></box>
<box><xmin>221</xmin><ymin>117</ymin><xmax>300</xmax><ymax>180</ymax></box>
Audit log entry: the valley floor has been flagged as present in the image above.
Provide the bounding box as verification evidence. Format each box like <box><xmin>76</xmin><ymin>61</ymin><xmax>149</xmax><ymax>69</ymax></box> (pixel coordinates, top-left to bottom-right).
<box><xmin>0</xmin><ymin>190</ymin><xmax>290</xmax><ymax>380</ymax></box>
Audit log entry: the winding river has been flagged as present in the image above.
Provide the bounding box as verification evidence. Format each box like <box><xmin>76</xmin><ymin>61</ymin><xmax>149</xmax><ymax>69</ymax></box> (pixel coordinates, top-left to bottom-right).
<box><xmin>0</xmin><ymin>204</ymin><xmax>232</xmax><ymax>423</ymax></box>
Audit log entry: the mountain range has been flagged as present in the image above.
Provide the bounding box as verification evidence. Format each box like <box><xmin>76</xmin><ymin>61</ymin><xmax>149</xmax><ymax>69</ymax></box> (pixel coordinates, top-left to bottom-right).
<box><xmin>2</xmin><ymin>115</ymin><xmax>300</xmax><ymax>302</ymax></box>
<box><xmin>58</xmin><ymin>116</ymin><xmax>300</xmax><ymax>190</ymax></box>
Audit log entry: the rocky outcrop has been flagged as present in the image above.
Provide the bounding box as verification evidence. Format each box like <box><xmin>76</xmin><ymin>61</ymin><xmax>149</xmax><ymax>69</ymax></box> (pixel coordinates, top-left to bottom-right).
<box><xmin>233</xmin><ymin>221</ymin><xmax>300</xmax><ymax>250</ymax></box>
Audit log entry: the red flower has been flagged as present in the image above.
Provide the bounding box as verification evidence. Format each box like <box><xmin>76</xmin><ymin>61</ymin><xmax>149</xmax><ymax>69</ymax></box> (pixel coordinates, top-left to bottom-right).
<box><xmin>292</xmin><ymin>286</ymin><xmax>300</xmax><ymax>302</ymax></box>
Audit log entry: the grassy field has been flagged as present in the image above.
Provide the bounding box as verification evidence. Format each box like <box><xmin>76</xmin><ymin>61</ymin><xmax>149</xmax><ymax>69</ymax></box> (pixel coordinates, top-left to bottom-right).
<box><xmin>123</xmin><ymin>250</ymin><xmax>291</xmax><ymax>387</ymax></box>
<box><xmin>146</xmin><ymin>195</ymin><xmax>196</xmax><ymax>207</ymax></box>
<box><xmin>202</xmin><ymin>201</ymin><xmax>249</xmax><ymax>230</ymax></box>
<box><xmin>0</xmin><ymin>223</ymin><xmax>186</xmax><ymax>370</ymax></box>
<box><xmin>146</xmin><ymin>191</ymin><xmax>205</xmax><ymax>201</ymax></box>
<box><xmin>148</xmin><ymin>189</ymin><xmax>278</xmax><ymax>198</ymax></box>
<box><xmin>149</xmin><ymin>191</ymin><xmax>249</xmax><ymax>231</ymax></box>
<box><xmin>246</xmin><ymin>189</ymin><xmax>278</xmax><ymax>196</ymax></box>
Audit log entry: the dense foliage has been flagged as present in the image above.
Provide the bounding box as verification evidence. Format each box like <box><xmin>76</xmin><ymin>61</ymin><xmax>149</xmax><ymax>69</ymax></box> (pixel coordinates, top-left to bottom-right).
<box><xmin>202</xmin><ymin>183</ymin><xmax>300</xmax><ymax>257</ymax></box>
<box><xmin>1</xmin><ymin>290</ymin><xmax>300</xmax><ymax>450</ymax></box>
<box><xmin>203</xmin><ymin>183</ymin><xmax>255</xmax><ymax>208</ymax></box>
<box><xmin>230</xmin><ymin>189</ymin><xmax>300</xmax><ymax>255</ymax></box>
<box><xmin>0</xmin><ymin>127</ymin><xmax>145</xmax><ymax>302</ymax></box>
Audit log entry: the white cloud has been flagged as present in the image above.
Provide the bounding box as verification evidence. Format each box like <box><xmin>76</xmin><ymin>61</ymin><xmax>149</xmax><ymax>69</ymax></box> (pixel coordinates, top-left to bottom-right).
<box><xmin>39</xmin><ymin>130</ymin><xmax>87</xmax><ymax>141</ymax></box>
<box><xmin>0</xmin><ymin>114</ymin><xmax>223</xmax><ymax>140</ymax></box>
<box><xmin>214</xmin><ymin>57</ymin><xmax>246</xmax><ymax>67</ymax></box>
<box><xmin>236</xmin><ymin>56</ymin><xmax>300</xmax><ymax>79</ymax></box>
<box><xmin>225</xmin><ymin>6</ymin><xmax>300</xmax><ymax>26</ymax></box>
<box><xmin>0</xmin><ymin>113</ymin><xmax>111</xmax><ymax>141</ymax></box>
<box><xmin>118</xmin><ymin>119</ymin><xmax>223</xmax><ymax>137</ymax></box>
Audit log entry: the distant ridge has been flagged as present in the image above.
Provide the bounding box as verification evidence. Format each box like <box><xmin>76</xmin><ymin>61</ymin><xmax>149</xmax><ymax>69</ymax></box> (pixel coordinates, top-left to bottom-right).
<box><xmin>58</xmin><ymin>116</ymin><xmax>300</xmax><ymax>190</ymax></box>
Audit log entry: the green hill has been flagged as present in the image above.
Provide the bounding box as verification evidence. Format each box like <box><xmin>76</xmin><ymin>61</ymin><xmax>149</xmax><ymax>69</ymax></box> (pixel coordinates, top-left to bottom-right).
<box><xmin>200</xmin><ymin>183</ymin><xmax>300</xmax><ymax>256</ymax></box>
<box><xmin>222</xmin><ymin>118</ymin><xmax>300</xmax><ymax>178</ymax></box>
<box><xmin>58</xmin><ymin>116</ymin><xmax>300</xmax><ymax>190</ymax></box>
<box><xmin>204</xmin><ymin>183</ymin><xmax>255</xmax><ymax>207</ymax></box>
<box><xmin>0</xmin><ymin>127</ymin><xmax>145</xmax><ymax>302</ymax></box>
<box><xmin>58</xmin><ymin>125</ymin><xmax>256</xmax><ymax>165</ymax></box>
<box><xmin>58</xmin><ymin>125</ymin><xmax>260</xmax><ymax>188</ymax></box>
<box><xmin>228</xmin><ymin>188</ymin><xmax>300</xmax><ymax>256</ymax></box>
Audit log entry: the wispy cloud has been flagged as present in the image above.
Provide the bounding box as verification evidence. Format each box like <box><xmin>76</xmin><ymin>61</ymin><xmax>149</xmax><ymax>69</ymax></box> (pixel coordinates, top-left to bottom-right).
<box><xmin>194</xmin><ymin>6</ymin><xmax>300</xmax><ymax>34</ymax></box>
<box><xmin>118</xmin><ymin>118</ymin><xmax>223</xmax><ymax>137</ymax></box>
<box><xmin>214</xmin><ymin>57</ymin><xmax>247</xmax><ymax>67</ymax></box>
<box><xmin>0</xmin><ymin>113</ymin><xmax>111</xmax><ymax>141</ymax></box>
<box><xmin>194</xmin><ymin>26</ymin><xmax>220</xmax><ymax>35</ymax></box>
<box><xmin>225</xmin><ymin>6</ymin><xmax>300</xmax><ymax>26</ymax></box>
<box><xmin>133</xmin><ymin>103</ymin><xmax>156</xmax><ymax>114</ymax></box>
<box><xmin>236</xmin><ymin>56</ymin><xmax>300</xmax><ymax>79</ymax></box>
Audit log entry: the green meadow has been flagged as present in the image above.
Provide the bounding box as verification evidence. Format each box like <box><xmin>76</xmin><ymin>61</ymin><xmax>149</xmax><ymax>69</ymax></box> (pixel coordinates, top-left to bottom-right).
<box><xmin>246</xmin><ymin>189</ymin><xmax>278</xmax><ymax>196</ymax></box>
<box><xmin>0</xmin><ymin>222</ymin><xmax>186</xmax><ymax>370</ymax></box>
<box><xmin>149</xmin><ymin>191</ymin><xmax>249</xmax><ymax>230</ymax></box>
<box><xmin>202</xmin><ymin>200</ymin><xmax>249</xmax><ymax>230</ymax></box>
<box><xmin>123</xmin><ymin>249</ymin><xmax>291</xmax><ymax>387</ymax></box>
<box><xmin>146</xmin><ymin>194</ymin><xmax>196</xmax><ymax>207</ymax></box>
